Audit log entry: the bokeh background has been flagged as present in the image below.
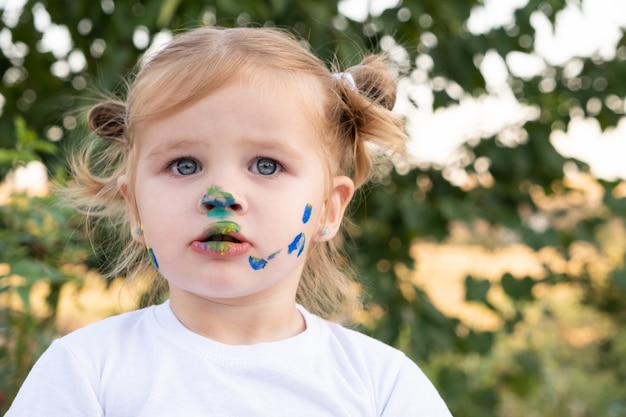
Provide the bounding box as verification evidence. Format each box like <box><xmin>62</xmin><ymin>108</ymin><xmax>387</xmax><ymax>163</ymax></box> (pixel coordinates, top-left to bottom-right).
<box><xmin>1</xmin><ymin>0</ymin><xmax>626</xmax><ymax>416</ymax></box>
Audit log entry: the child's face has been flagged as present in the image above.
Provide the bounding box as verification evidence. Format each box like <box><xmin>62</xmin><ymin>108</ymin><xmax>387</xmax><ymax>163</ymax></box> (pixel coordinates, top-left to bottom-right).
<box><xmin>124</xmin><ymin>76</ymin><xmax>353</xmax><ymax>305</ymax></box>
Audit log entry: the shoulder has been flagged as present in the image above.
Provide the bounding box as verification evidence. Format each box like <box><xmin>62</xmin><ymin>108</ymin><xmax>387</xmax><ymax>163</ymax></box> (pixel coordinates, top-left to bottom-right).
<box><xmin>63</xmin><ymin>304</ymin><xmax>156</xmax><ymax>339</ymax></box>
<box><xmin>322</xmin><ymin>318</ymin><xmax>424</xmax><ymax>384</ymax></box>
<box><xmin>303</xmin><ymin>310</ymin><xmax>453</xmax><ymax>416</ymax></box>
<box><xmin>51</xmin><ymin>304</ymin><xmax>161</xmax><ymax>361</ymax></box>
<box><xmin>3</xmin><ymin>309</ymin><xmax>159</xmax><ymax>417</ymax></box>
<box><xmin>315</xmin><ymin>314</ymin><xmax>409</xmax><ymax>365</ymax></box>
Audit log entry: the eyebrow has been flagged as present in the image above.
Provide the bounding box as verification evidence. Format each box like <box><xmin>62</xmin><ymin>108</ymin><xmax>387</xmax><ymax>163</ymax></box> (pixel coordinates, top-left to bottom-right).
<box><xmin>241</xmin><ymin>137</ymin><xmax>305</xmax><ymax>161</ymax></box>
<box><xmin>145</xmin><ymin>139</ymin><xmax>205</xmax><ymax>159</ymax></box>
<box><xmin>145</xmin><ymin>136</ymin><xmax>305</xmax><ymax>161</ymax></box>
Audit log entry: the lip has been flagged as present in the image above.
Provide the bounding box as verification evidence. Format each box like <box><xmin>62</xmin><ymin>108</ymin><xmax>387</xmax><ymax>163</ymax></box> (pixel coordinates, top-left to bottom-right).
<box><xmin>190</xmin><ymin>221</ymin><xmax>251</xmax><ymax>257</ymax></box>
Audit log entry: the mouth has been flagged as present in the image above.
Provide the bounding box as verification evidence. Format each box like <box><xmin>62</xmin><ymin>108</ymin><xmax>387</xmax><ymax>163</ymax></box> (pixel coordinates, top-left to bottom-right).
<box><xmin>203</xmin><ymin>234</ymin><xmax>242</xmax><ymax>244</ymax></box>
<box><xmin>192</xmin><ymin>221</ymin><xmax>250</xmax><ymax>257</ymax></box>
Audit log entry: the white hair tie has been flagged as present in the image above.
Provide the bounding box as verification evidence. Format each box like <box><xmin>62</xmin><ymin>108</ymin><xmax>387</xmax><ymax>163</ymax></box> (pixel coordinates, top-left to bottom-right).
<box><xmin>332</xmin><ymin>72</ymin><xmax>357</xmax><ymax>91</ymax></box>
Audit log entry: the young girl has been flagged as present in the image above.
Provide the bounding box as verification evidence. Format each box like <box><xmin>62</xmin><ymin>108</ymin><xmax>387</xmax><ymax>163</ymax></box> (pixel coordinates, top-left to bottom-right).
<box><xmin>7</xmin><ymin>27</ymin><xmax>452</xmax><ymax>416</ymax></box>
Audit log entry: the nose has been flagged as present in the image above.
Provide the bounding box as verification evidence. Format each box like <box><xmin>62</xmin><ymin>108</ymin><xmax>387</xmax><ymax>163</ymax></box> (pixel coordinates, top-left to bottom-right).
<box><xmin>199</xmin><ymin>185</ymin><xmax>245</xmax><ymax>216</ymax></box>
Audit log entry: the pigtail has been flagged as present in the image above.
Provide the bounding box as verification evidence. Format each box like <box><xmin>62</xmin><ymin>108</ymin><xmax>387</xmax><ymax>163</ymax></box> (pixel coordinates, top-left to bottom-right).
<box><xmin>297</xmin><ymin>54</ymin><xmax>407</xmax><ymax>323</ymax></box>
<box><xmin>87</xmin><ymin>100</ymin><xmax>127</xmax><ymax>144</ymax></box>
<box><xmin>332</xmin><ymin>55</ymin><xmax>407</xmax><ymax>190</ymax></box>
<box><xmin>68</xmin><ymin>100</ymin><xmax>129</xmax><ymax>216</ymax></box>
<box><xmin>348</xmin><ymin>55</ymin><xmax>397</xmax><ymax>111</ymax></box>
<box><xmin>62</xmin><ymin>98</ymin><xmax>144</xmax><ymax>282</ymax></box>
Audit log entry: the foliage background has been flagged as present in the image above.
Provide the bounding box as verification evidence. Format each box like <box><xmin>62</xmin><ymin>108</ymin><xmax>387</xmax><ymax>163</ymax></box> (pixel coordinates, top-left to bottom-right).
<box><xmin>1</xmin><ymin>0</ymin><xmax>626</xmax><ymax>415</ymax></box>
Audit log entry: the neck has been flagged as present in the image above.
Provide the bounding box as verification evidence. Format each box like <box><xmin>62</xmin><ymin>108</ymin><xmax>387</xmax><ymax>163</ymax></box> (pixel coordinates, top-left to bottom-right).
<box><xmin>168</xmin><ymin>291</ymin><xmax>306</xmax><ymax>345</ymax></box>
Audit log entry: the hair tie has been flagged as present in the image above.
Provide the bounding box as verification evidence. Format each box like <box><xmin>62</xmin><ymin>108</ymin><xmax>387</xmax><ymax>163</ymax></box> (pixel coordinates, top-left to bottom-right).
<box><xmin>332</xmin><ymin>72</ymin><xmax>356</xmax><ymax>91</ymax></box>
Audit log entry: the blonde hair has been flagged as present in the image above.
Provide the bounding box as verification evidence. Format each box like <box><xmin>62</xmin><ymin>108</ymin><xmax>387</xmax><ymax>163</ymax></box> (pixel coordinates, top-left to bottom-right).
<box><xmin>66</xmin><ymin>26</ymin><xmax>406</xmax><ymax>323</ymax></box>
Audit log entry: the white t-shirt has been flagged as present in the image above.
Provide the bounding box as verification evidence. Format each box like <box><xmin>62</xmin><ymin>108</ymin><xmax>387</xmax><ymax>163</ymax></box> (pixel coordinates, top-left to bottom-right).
<box><xmin>6</xmin><ymin>301</ymin><xmax>452</xmax><ymax>416</ymax></box>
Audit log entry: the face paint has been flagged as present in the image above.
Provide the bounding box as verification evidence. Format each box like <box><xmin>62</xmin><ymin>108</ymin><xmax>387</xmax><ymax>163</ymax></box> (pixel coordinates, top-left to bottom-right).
<box><xmin>202</xmin><ymin>185</ymin><xmax>236</xmax><ymax>219</ymax></box>
<box><xmin>268</xmin><ymin>250</ymin><xmax>281</xmax><ymax>260</ymax></box>
<box><xmin>287</xmin><ymin>233</ymin><xmax>305</xmax><ymax>257</ymax></box>
<box><xmin>302</xmin><ymin>204</ymin><xmax>312</xmax><ymax>224</ymax></box>
<box><xmin>200</xmin><ymin>241</ymin><xmax>233</xmax><ymax>256</ymax></box>
<box><xmin>247</xmin><ymin>250</ymin><xmax>281</xmax><ymax>270</ymax></box>
<box><xmin>247</xmin><ymin>206</ymin><xmax>310</xmax><ymax>271</ymax></box>
<box><xmin>249</xmin><ymin>256</ymin><xmax>268</xmax><ymax>270</ymax></box>
<box><xmin>206</xmin><ymin>220</ymin><xmax>240</xmax><ymax>234</ymax></box>
<box><xmin>147</xmin><ymin>246</ymin><xmax>159</xmax><ymax>269</ymax></box>
<box><xmin>193</xmin><ymin>221</ymin><xmax>241</xmax><ymax>256</ymax></box>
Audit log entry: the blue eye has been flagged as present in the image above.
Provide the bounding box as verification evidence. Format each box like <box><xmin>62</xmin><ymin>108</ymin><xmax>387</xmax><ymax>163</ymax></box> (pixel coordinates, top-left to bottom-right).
<box><xmin>251</xmin><ymin>157</ymin><xmax>282</xmax><ymax>175</ymax></box>
<box><xmin>170</xmin><ymin>157</ymin><xmax>200</xmax><ymax>175</ymax></box>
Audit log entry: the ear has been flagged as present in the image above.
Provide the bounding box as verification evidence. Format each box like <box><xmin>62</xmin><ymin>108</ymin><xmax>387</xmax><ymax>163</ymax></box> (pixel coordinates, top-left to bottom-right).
<box><xmin>118</xmin><ymin>174</ymin><xmax>144</xmax><ymax>243</ymax></box>
<box><xmin>315</xmin><ymin>175</ymin><xmax>355</xmax><ymax>242</ymax></box>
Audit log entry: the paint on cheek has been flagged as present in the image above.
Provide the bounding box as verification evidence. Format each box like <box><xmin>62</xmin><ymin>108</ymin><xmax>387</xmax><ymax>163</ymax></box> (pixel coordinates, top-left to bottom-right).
<box><xmin>248</xmin><ymin>208</ymin><xmax>309</xmax><ymax>271</ymax></box>
<box><xmin>268</xmin><ymin>250</ymin><xmax>281</xmax><ymax>260</ymax></box>
<box><xmin>248</xmin><ymin>250</ymin><xmax>281</xmax><ymax>271</ymax></box>
<box><xmin>287</xmin><ymin>233</ymin><xmax>305</xmax><ymax>257</ymax></box>
<box><xmin>249</xmin><ymin>256</ymin><xmax>268</xmax><ymax>270</ymax></box>
<box><xmin>302</xmin><ymin>204</ymin><xmax>312</xmax><ymax>224</ymax></box>
<box><xmin>147</xmin><ymin>246</ymin><xmax>159</xmax><ymax>269</ymax></box>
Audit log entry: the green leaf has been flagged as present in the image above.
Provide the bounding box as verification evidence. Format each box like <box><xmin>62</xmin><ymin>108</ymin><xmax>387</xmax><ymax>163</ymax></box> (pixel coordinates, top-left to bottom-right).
<box><xmin>465</xmin><ymin>330</ymin><xmax>495</xmax><ymax>355</ymax></box>
<box><xmin>611</xmin><ymin>268</ymin><xmax>626</xmax><ymax>291</ymax></box>
<box><xmin>465</xmin><ymin>275</ymin><xmax>491</xmax><ymax>303</ymax></box>
<box><xmin>438</xmin><ymin>366</ymin><xmax>468</xmax><ymax>399</ymax></box>
<box><xmin>501</xmin><ymin>273</ymin><xmax>535</xmax><ymax>301</ymax></box>
<box><xmin>9</xmin><ymin>259</ymin><xmax>58</xmax><ymax>284</ymax></box>
<box><xmin>14</xmin><ymin>285</ymin><xmax>32</xmax><ymax>309</ymax></box>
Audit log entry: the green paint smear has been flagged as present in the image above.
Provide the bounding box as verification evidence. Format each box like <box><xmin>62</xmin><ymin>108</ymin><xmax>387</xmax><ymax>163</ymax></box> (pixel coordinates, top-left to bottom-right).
<box><xmin>210</xmin><ymin>221</ymin><xmax>240</xmax><ymax>234</ymax></box>
<box><xmin>207</xmin><ymin>241</ymin><xmax>232</xmax><ymax>255</ymax></box>
<box><xmin>204</xmin><ymin>185</ymin><xmax>236</xmax><ymax>207</ymax></box>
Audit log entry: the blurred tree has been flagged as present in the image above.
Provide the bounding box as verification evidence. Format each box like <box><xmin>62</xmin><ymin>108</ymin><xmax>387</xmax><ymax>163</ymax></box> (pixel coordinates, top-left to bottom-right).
<box><xmin>2</xmin><ymin>0</ymin><xmax>626</xmax><ymax>416</ymax></box>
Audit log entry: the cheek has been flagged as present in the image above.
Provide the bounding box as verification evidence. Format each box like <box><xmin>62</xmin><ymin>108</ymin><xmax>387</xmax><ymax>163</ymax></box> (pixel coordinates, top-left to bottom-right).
<box><xmin>248</xmin><ymin>203</ymin><xmax>318</xmax><ymax>271</ymax></box>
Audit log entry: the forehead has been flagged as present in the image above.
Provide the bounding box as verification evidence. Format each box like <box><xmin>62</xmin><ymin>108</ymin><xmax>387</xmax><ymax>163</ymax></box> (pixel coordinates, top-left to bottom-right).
<box><xmin>133</xmin><ymin>67</ymin><xmax>327</xmax><ymax>130</ymax></box>
<box><xmin>135</xmin><ymin>73</ymin><xmax>329</xmax><ymax>157</ymax></box>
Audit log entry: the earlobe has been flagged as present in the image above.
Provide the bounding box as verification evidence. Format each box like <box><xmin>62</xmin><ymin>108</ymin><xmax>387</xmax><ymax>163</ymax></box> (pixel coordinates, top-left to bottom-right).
<box><xmin>118</xmin><ymin>174</ymin><xmax>144</xmax><ymax>243</ymax></box>
<box><xmin>315</xmin><ymin>175</ymin><xmax>355</xmax><ymax>242</ymax></box>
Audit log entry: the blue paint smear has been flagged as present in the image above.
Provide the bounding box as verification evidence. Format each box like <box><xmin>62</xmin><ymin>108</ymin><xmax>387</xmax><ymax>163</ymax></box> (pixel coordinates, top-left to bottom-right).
<box><xmin>302</xmin><ymin>204</ymin><xmax>312</xmax><ymax>224</ymax></box>
<box><xmin>249</xmin><ymin>256</ymin><xmax>268</xmax><ymax>270</ymax></box>
<box><xmin>287</xmin><ymin>233</ymin><xmax>305</xmax><ymax>257</ymax></box>
<box><xmin>202</xmin><ymin>186</ymin><xmax>238</xmax><ymax>219</ymax></box>
<box><xmin>147</xmin><ymin>246</ymin><xmax>159</xmax><ymax>269</ymax></box>
<box><xmin>268</xmin><ymin>250</ymin><xmax>281</xmax><ymax>260</ymax></box>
